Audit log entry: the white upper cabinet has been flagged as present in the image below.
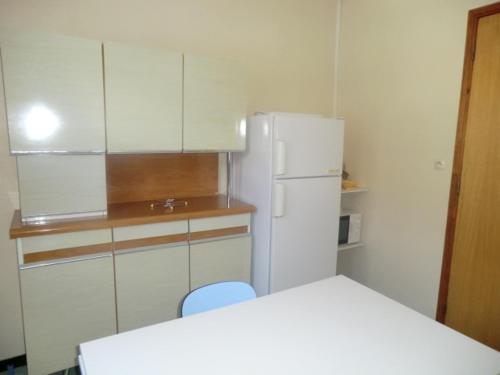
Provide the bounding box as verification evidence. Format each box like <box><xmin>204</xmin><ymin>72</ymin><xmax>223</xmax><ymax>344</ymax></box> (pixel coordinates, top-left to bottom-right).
<box><xmin>104</xmin><ymin>42</ymin><xmax>183</xmax><ymax>152</ymax></box>
<box><xmin>0</xmin><ymin>33</ymin><xmax>105</xmax><ymax>153</ymax></box>
<box><xmin>0</xmin><ymin>32</ymin><xmax>248</xmax><ymax>153</ymax></box>
<box><xmin>183</xmin><ymin>54</ymin><xmax>247</xmax><ymax>151</ymax></box>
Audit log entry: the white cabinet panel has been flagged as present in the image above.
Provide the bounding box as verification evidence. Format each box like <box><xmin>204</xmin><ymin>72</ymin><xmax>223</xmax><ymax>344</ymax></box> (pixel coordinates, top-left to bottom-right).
<box><xmin>113</xmin><ymin>220</ymin><xmax>188</xmax><ymax>242</ymax></box>
<box><xmin>115</xmin><ymin>244</ymin><xmax>189</xmax><ymax>332</ymax></box>
<box><xmin>183</xmin><ymin>54</ymin><xmax>247</xmax><ymax>151</ymax></box>
<box><xmin>190</xmin><ymin>235</ymin><xmax>251</xmax><ymax>290</ymax></box>
<box><xmin>20</xmin><ymin>229</ymin><xmax>112</xmax><ymax>254</ymax></box>
<box><xmin>20</xmin><ymin>255</ymin><xmax>116</xmax><ymax>375</ymax></box>
<box><xmin>189</xmin><ymin>213</ymin><xmax>250</xmax><ymax>232</ymax></box>
<box><xmin>104</xmin><ymin>42</ymin><xmax>183</xmax><ymax>152</ymax></box>
<box><xmin>0</xmin><ymin>33</ymin><xmax>105</xmax><ymax>153</ymax></box>
<box><xmin>17</xmin><ymin>154</ymin><xmax>107</xmax><ymax>220</ymax></box>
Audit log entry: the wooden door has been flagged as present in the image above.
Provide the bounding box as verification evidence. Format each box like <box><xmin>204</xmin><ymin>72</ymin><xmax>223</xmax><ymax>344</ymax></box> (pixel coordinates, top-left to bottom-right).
<box><xmin>438</xmin><ymin>3</ymin><xmax>500</xmax><ymax>351</ymax></box>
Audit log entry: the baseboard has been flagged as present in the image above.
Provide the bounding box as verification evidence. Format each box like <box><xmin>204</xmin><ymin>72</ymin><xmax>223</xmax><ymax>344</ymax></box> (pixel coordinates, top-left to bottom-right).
<box><xmin>0</xmin><ymin>355</ymin><xmax>26</xmax><ymax>371</ymax></box>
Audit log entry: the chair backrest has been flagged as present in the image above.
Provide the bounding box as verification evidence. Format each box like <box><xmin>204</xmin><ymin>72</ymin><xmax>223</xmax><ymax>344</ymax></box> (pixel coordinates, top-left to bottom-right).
<box><xmin>181</xmin><ymin>281</ymin><xmax>256</xmax><ymax>317</ymax></box>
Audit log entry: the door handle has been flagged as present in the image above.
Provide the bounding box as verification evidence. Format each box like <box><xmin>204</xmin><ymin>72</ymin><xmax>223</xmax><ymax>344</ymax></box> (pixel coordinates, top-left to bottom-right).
<box><xmin>20</xmin><ymin>252</ymin><xmax>112</xmax><ymax>270</ymax></box>
<box><xmin>273</xmin><ymin>183</ymin><xmax>285</xmax><ymax>217</ymax></box>
<box><xmin>273</xmin><ymin>140</ymin><xmax>286</xmax><ymax>175</ymax></box>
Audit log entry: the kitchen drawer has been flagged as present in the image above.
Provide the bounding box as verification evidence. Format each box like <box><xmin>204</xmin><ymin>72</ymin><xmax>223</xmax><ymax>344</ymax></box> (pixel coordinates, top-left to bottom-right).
<box><xmin>189</xmin><ymin>213</ymin><xmax>250</xmax><ymax>233</ymax></box>
<box><xmin>113</xmin><ymin>221</ymin><xmax>189</xmax><ymax>252</ymax></box>
<box><xmin>190</xmin><ymin>235</ymin><xmax>251</xmax><ymax>290</ymax></box>
<box><xmin>20</xmin><ymin>229</ymin><xmax>112</xmax><ymax>255</ymax></box>
<box><xmin>189</xmin><ymin>214</ymin><xmax>250</xmax><ymax>241</ymax></box>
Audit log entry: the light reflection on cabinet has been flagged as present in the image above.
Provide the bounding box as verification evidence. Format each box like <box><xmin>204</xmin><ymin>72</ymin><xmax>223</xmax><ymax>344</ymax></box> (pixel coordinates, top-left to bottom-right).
<box><xmin>0</xmin><ymin>32</ymin><xmax>105</xmax><ymax>153</ymax></box>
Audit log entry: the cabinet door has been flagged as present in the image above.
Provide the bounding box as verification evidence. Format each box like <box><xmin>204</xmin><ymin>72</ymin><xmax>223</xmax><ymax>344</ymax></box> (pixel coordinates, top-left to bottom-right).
<box><xmin>20</xmin><ymin>255</ymin><xmax>116</xmax><ymax>375</ymax></box>
<box><xmin>190</xmin><ymin>235</ymin><xmax>251</xmax><ymax>290</ymax></box>
<box><xmin>17</xmin><ymin>154</ymin><xmax>107</xmax><ymax>220</ymax></box>
<box><xmin>183</xmin><ymin>54</ymin><xmax>247</xmax><ymax>151</ymax></box>
<box><xmin>0</xmin><ymin>32</ymin><xmax>105</xmax><ymax>153</ymax></box>
<box><xmin>104</xmin><ymin>42</ymin><xmax>183</xmax><ymax>152</ymax></box>
<box><xmin>115</xmin><ymin>244</ymin><xmax>189</xmax><ymax>332</ymax></box>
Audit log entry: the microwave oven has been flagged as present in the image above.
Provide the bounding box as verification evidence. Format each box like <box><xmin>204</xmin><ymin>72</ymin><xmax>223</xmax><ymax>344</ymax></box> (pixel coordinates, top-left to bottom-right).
<box><xmin>338</xmin><ymin>211</ymin><xmax>362</xmax><ymax>245</ymax></box>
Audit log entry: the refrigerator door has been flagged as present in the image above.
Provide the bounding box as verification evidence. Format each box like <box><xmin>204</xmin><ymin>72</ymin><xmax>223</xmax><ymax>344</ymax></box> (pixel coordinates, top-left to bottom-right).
<box><xmin>270</xmin><ymin>176</ymin><xmax>341</xmax><ymax>293</ymax></box>
<box><xmin>273</xmin><ymin>115</ymin><xmax>343</xmax><ymax>178</ymax></box>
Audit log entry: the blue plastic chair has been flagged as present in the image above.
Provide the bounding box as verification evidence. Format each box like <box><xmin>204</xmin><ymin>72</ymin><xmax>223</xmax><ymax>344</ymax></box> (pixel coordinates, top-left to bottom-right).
<box><xmin>182</xmin><ymin>281</ymin><xmax>256</xmax><ymax>317</ymax></box>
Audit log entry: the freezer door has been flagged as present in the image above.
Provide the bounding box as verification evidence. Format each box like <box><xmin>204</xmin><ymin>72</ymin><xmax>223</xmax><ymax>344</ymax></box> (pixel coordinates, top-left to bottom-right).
<box><xmin>273</xmin><ymin>116</ymin><xmax>343</xmax><ymax>178</ymax></box>
<box><xmin>270</xmin><ymin>176</ymin><xmax>340</xmax><ymax>293</ymax></box>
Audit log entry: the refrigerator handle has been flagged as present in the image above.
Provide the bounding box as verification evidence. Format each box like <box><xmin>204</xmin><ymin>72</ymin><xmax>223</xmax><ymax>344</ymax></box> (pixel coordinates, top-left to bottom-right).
<box><xmin>273</xmin><ymin>183</ymin><xmax>285</xmax><ymax>217</ymax></box>
<box><xmin>273</xmin><ymin>140</ymin><xmax>286</xmax><ymax>175</ymax></box>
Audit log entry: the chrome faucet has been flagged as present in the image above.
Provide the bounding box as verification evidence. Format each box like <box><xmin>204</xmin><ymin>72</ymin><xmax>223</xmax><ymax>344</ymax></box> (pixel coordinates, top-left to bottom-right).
<box><xmin>150</xmin><ymin>198</ymin><xmax>188</xmax><ymax>211</ymax></box>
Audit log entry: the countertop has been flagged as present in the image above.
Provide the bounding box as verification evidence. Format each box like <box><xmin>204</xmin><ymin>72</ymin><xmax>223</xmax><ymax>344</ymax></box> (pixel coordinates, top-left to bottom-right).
<box><xmin>10</xmin><ymin>195</ymin><xmax>255</xmax><ymax>239</ymax></box>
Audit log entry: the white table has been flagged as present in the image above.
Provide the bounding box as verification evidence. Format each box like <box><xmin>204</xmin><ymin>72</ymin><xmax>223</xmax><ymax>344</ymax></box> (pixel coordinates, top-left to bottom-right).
<box><xmin>79</xmin><ymin>276</ymin><xmax>500</xmax><ymax>374</ymax></box>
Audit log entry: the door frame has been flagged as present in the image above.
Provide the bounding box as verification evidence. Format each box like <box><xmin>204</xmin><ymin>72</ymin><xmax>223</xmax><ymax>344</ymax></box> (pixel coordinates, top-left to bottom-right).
<box><xmin>436</xmin><ymin>1</ymin><xmax>500</xmax><ymax>323</ymax></box>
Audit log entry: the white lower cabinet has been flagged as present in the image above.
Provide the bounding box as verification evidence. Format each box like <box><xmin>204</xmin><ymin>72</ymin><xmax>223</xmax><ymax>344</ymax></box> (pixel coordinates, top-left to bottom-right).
<box><xmin>114</xmin><ymin>244</ymin><xmax>189</xmax><ymax>332</ymax></box>
<box><xmin>20</xmin><ymin>255</ymin><xmax>116</xmax><ymax>375</ymax></box>
<box><xmin>190</xmin><ymin>235</ymin><xmax>252</xmax><ymax>290</ymax></box>
<box><xmin>17</xmin><ymin>215</ymin><xmax>252</xmax><ymax>373</ymax></box>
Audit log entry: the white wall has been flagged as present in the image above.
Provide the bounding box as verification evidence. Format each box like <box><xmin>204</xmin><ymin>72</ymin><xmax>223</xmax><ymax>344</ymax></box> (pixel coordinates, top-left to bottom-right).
<box><xmin>336</xmin><ymin>0</ymin><xmax>492</xmax><ymax>317</ymax></box>
<box><xmin>0</xmin><ymin>0</ymin><xmax>339</xmax><ymax>359</ymax></box>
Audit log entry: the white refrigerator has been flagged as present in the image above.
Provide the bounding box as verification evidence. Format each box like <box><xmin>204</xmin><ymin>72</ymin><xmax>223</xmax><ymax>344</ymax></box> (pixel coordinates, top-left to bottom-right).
<box><xmin>233</xmin><ymin>113</ymin><xmax>344</xmax><ymax>296</ymax></box>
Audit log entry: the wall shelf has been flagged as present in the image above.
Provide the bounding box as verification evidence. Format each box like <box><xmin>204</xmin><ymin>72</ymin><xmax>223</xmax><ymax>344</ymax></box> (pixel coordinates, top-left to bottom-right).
<box><xmin>338</xmin><ymin>242</ymin><xmax>364</xmax><ymax>252</ymax></box>
<box><xmin>341</xmin><ymin>187</ymin><xmax>368</xmax><ymax>195</ymax></box>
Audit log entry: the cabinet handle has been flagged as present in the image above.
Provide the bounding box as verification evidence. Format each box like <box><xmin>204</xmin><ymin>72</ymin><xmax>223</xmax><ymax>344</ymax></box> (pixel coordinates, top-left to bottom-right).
<box><xmin>114</xmin><ymin>242</ymin><xmax>187</xmax><ymax>256</ymax></box>
<box><xmin>20</xmin><ymin>252</ymin><xmax>112</xmax><ymax>270</ymax></box>
<box><xmin>273</xmin><ymin>183</ymin><xmax>285</xmax><ymax>218</ymax></box>
<box><xmin>273</xmin><ymin>140</ymin><xmax>286</xmax><ymax>175</ymax></box>
<box><xmin>328</xmin><ymin>168</ymin><xmax>340</xmax><ymax>175</ymax></box>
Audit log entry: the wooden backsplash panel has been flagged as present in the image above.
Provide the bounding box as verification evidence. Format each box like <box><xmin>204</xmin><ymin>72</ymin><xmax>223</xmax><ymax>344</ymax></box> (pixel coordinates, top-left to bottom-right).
<box><xmin>106</xmin><ymin>154</ymin><xmax>219</xmax><ymax>204</ymax></box>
